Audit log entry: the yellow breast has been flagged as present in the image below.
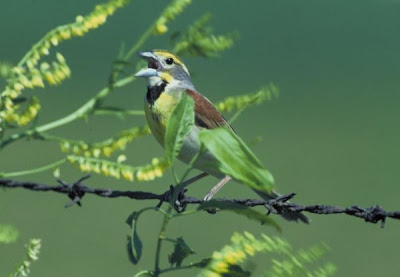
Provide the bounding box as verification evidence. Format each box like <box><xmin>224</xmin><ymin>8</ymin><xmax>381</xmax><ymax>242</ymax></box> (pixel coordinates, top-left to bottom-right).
<box><xmin>144</xmin><ymin>91</ymin><xmax>181</xmax><ymax>147</ymax></box>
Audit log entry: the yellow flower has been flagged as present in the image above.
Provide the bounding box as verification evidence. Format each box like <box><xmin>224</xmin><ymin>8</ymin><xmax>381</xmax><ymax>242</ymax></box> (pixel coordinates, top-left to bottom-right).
<box><xmin>101</xmin><ymin>163</ymin><xmax>109</xmax><ymax>176</ymax></box>
<box><xmin>26</xmin><ymin>60</ymin><xmax>35</xmax><ymax>69</ymax></box>
<box><xmin>55</xmin><ymin>68</ymin><xmax>66</xmax><ymax>80</ymax></box>
<box><xmin>71</xmin><ymin>26</ymin><xmax>84</xmax><ymax>36</ymax></box>
<box><xmin>60</xmin><ymin>64</ymin><xmax>71</xmax><ymax>77</ymax></box>
<box><xmin>93</xmin><ymin>164</ymin><xmax>101</xmax><ymax>174</ymax></box>
<box><xmin>117</xmin><ymin>154</ymin><xmax>127</xmax><ymax>163</ymax></box>
<box><xmin>56</xmin><ymin>53</ymin><xmax>66</xmax><ymax>63</ymax></box>
<box><xmin>224</xmin><ymin>250</ymin><xmax>246</xmax><ymax>264</ymax></box>
<box><xmin>13</xmin><ymin>82</ymin><xmax>24</xmax><ymax>91</ymax></box>
<box><xmin>60</xmin><ymin>29</ymin><xmax>71</xmax><ymax>40</ymax></box>
<box><xmin>154</xmin><ymin>168</ymin><xmax>163</xmax><ymax>177</ymax></box>
<box><xmin>156</xmin><ymin>24</ymin><xmax>168</xmax><ymax>34</ymax></box>
<box><xmin>244</xmin><ymin>244</ymin><xmax>255</xmax><ymax>256</ymax></box>
<box><xmin>92</xmin><ymin>148</ymin><xmax>101</xmax><ymax>158</ymax></box>
<box><xmin>136</xmin><ymin>170</ymin><xmax>144</xmax><ymax>181</ymax></box>
<box><xmin>50</xmin><ymin>36</ymin><xmax>59</xmax><ymax>46</ymax></box>
<box><xmin>102</xmin><ymin>146</ymin><xmax>112</xmax><ymax>156</ymax></box>
<box><xmin>75</xmin><ymin>15</ymin><xmax>84</xmax><ymax>23</ymax></box>
<box><xmin>45</xmin><ymin>72</ymin><xmax>57</xmax><ymax>85</ymax></box>
<box><xmin>213</xmin><ymin>261</ymin><xmax>228</xmax><ymax>273</ymax></box>
<box><xmin>40</xmin><ymin>47</ymin><xmax>49</xmax><ymax>55</ymax></box>
<box><xmin>212</xmin><ymin>252</ymin><xmax>223</xmax><ymax>260</ymax></box>
<box><xmin>31</xmin><ymin>75</ymin><xmax>44</xmax><ymax>87</ymax></box>
<box><xmin>9</xmin><ymin>89</ymin><xmax>19</xmax><ymax>99</ymax></box>
<box><xmin>109</xmin><ymin>167</ymin><xmax>120</xmax><ymax>179</ymax></box>
<box><xmin>121</xmin><ymin>169</ymin><xmax>134</xmax><ymax>181</ymax></box>
<box><xmin>20</xmin><ymin>76</ymin><xmax>33</xmax><ymax>89</ymax></box>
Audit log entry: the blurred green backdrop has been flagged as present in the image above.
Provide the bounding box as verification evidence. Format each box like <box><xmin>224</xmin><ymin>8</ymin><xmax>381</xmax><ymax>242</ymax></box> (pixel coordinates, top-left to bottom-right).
<box><xmin>1</xmin><ymin>0</ymin><xmax>400</xmax><ymax>276</ymax></box>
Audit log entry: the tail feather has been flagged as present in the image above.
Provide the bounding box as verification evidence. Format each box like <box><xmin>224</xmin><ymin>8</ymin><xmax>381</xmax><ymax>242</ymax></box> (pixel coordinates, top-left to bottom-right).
<box><xmin>253</xmin><ymin>189</ymin><xmax>310</xmax><ymax>224</ymax></box>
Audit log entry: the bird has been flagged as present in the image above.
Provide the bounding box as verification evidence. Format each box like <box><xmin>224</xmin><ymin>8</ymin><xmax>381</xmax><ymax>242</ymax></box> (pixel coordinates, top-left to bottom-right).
<box><xmin>135</xmin><ymin>49</ymin><xmax>309</xmax><ymax>223</ymax></box>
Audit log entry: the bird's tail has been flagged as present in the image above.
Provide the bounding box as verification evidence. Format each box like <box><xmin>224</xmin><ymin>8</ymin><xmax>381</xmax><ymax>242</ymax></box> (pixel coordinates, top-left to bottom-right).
<box><xmin>253</xmin><ymin>189</ymin><xmax>310</xmax><ymax>224</ymax></box>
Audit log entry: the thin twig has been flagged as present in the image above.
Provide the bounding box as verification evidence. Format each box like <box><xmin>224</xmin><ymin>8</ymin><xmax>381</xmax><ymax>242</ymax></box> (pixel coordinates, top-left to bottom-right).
<box><xmin>1</xmin><ymin>177</ymin><xmax>399</xmax><ymax>227</ymax></box>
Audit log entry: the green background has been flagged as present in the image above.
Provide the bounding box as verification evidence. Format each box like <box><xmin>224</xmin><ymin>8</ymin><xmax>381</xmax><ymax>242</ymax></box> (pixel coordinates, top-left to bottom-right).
<box><xmin>1</xmin><ymin>0</ymin><xmax>400</xmax><ymax>276</ymax></box>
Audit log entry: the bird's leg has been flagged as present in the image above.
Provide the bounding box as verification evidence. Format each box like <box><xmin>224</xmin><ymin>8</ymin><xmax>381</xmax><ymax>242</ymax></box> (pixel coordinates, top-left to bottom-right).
<box><xmin>203</xmin><ymin>175</ymin><xmax>232</xmax><ymax>201</ymax></box>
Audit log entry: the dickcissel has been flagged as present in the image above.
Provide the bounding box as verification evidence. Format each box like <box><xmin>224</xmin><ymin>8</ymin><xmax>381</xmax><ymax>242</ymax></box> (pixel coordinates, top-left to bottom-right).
<box><xmin>135</xmin><ymin>50</ymin><xmax>309</xmax><ymax>223</ymax></box>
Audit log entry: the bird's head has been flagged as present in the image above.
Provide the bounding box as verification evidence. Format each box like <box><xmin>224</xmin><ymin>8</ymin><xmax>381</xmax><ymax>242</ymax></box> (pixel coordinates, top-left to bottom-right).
<box><xmin>135</xmin><ymin>50</ymin><xmax>194</xmax><ymax>90</ymax></box>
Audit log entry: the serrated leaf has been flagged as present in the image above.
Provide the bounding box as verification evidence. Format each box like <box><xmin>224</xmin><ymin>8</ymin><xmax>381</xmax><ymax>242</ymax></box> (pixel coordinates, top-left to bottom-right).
<box><xmin>165</xmin><ymin>92</ymin><xmax>195</xmax><ymax>164</ymax></box>
<box><xmin>126</xmin><ymin>212</ymin><xmax>143</xmax><ymax>265</ymax></box>
<box><xmin>198</xmin><ymin>201</ymin><xmax>281</xmax><ymax>232</ymax></box>
<box><xmin>169</xmin><ymin>237</ymin><xmax>196</xmax><ymax>267</ymax></box>
<box><xmin>198</xmin><ymin>128</ymin><xmax>274</xmax><ymax>194</ymax></box>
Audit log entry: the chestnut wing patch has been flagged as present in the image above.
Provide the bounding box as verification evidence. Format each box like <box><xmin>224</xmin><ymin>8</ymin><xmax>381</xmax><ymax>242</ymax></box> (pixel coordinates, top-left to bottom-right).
<box><xmin>186</xmin><ymin>89</ymin><xmax>233</xmax><ymax>131</ymax></box>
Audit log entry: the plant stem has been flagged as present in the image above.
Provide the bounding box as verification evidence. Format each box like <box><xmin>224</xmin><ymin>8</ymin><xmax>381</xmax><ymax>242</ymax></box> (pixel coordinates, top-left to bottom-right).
<box><xmin>0</xmin><ymin>75</ymin><xmax>136</xmax><ymax>149</ymax></box>
<box><xmin>125</xmin><ymin>22</ymin><xmax>155</xmax><ymax>60</ymax></box>
<box><xmin>162</xmin><ymin>237</ymin><xmax>178</xmax><ymax>244</ymax></box>
<box><xmin>0</xmin><ymin>158</ymin><xmax>66</xmax><ymax>177</ymax></box>
<box><xmin>158</xmin><ymin>263</ymin><xmax>200</xmax><ymax>274</ymax></box>
<box><xmin>154</xmin><ymin>206</ymin><xmax>172</xmax><ymax>277</ymax></box>
<box><xmin>92</xmin><ymin>108</ymin><xmax>145</xmax><ymax>117</ymax></box>
<box><xmin>0</xmin><ymin>0</ymin><xmax>178</xmax><ymax>151</ymax></box>
<box><xmin>171</xmin><ymin>146</ymin><xmax>206</xmax><ymax>204</ymax></box>
<box><xmin>0</xmin><ymin>0</ymin><xmax>172</xmax><ymax>150</ymax></box>
<box><xmin>228</xmin><ymin>105</ymin><xmax>248</xmax><ymax>125</ymax></box>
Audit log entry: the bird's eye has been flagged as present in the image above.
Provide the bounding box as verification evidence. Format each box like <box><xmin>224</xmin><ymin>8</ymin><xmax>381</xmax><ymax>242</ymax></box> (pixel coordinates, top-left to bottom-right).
<box><xmin>165</xmin><ymin>58</ymin><xmax>174</xmax><ymax>65</ymax></box>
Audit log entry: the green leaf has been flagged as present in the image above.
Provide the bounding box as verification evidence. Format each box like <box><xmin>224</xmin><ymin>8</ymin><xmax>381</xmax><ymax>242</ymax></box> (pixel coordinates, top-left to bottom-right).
<box><xmin>165</xmin><ymin>92</ymin><xmax>195</xmax><ymax>164</ymax></box>
<box><xmin>198</xmin><ymin>201</ymin><xmax>281</xmax><ymax>232</ymax></box>
<box><xmin>198</xmin><ymin>128</ymin><xmax>274</xmax><ymax>193</ymax></box>
<box><xmin>126</xmin><ymin>212</ymin><xmax>143</xmax><ymax>265</ymax></box>
<box><xmin>169</xmin><ymin>237</ymin><xmax>196</xmax><ymax>267</ymax></box>
<box><xmin>0</xmin><ymin>224</ymin><xmax>19</xmax><ymax>244</ymax></box>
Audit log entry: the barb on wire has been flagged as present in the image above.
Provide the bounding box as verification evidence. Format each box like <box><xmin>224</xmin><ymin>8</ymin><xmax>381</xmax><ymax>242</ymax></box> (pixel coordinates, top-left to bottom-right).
<box><xmin>1</xmin><ymin>176</ymin><xmax>399</xmax><ymax>228</ymax></box>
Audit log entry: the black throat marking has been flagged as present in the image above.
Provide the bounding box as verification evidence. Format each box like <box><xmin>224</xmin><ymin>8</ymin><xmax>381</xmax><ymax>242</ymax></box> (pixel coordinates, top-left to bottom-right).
<box><xmin>146</xmin><ymin>81</ymin><xmax>167</xmax><ymax>106</ymax></box>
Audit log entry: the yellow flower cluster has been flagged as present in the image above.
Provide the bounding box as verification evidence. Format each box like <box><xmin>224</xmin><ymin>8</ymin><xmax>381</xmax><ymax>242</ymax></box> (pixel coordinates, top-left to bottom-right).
<box><xmin>0</xmin><ymin>53</ymin><xmax>70</xmax><ymax>125</ymax></box>
<box><xmin>200</xmin><ymin>232</ymin><xmax>336</xmax><ymax>277</ymax></box>
<box><xmin>60</xmin><ymin>126</ymin><xmax>151</xmax><ymax>157</ymax></box>
<box><xmin>13</xmin><ymin>238</ymin><xmax>41</xmax><ymax>277</ymax></box>
<box><xmin>172</xmin><ymin>13</ymin><xmax>236</xmax><ymax>58</ymax></box>
<box><xmin>199</xmin><ymin>232</ymin><xmax>290</xmax><ymax>277</ymax></box>
<box><xmin>23</xmin><ymin>0</ymin><xmax>129</xmax><ymax>70</ymax></box>
<box><xmin>154</xmin><ymin>0</ymin><xmax>192</xmax><ymax>35</ymax></box>
<box><xmin>3</xmin><ymin>97</ymin><xmax>41</xmax><ymax>126</ymax></box>
<box><xmin>0</xmin><ymin>0</ymin><xmax>130</xmax><ymax>128</ymax></box>
<box><xmin>215</xmin><ymin>84</ymin><xmax>279</xmax><ymax>113</ymax></box>
<box><xmin>136</xmin><ymin>157</ymin><xmax>170</xmax><ymax>181</ymax></box>
<box><xmin>67</xmin><ymin>155</ymin><xmax>169</xmax><ymax>182</ymax></box>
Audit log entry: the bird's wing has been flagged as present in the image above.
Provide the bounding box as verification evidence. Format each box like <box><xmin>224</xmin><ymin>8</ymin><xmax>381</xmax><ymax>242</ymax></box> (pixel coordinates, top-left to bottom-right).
<box><xmin>186</xmin><ymin>89</ymin><xmax>234</xmax><ymax>131</ymax></box>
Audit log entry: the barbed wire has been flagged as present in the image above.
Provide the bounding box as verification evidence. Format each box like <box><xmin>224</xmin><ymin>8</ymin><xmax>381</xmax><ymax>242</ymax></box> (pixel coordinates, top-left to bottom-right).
<box><xmin>1</xmin><ymin>176</ymin><xmax>399</xmax><ymax>227</ymax></box>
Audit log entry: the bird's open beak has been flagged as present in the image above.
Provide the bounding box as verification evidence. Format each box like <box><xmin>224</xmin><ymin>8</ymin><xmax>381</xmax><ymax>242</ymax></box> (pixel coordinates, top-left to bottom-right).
<box><xmin>134</xmin><ymin>51</ymin><xmax>161</xmax><ymax>78</ymax></box>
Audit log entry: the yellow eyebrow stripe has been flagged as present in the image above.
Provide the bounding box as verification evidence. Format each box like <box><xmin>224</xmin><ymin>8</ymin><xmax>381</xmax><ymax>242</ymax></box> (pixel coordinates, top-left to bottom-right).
<box><xmin>153</xmin><ymin>49</ymin><xmax>190</xmax><ymax>76</ymax></box>
<box><xmin>153</xmin><ymin>50</ymin><xmax>184</xmax><ymax>66</ymax></box>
